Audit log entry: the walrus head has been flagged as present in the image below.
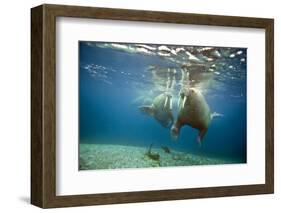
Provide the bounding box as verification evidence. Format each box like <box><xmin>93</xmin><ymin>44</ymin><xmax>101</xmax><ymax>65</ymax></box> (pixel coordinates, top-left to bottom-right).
<box><xmin>178</xmin><ymin>87</ymin><xmax>191</xmax><ymax>110</ymax></box>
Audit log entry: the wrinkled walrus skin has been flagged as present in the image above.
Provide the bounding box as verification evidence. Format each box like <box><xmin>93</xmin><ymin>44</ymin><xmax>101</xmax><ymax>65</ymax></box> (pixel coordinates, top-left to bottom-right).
<box><xmin>171</xmin><ymin>88</ymin><xmax>211</xmax><ymax>145</ymax></box>
<box><xmin>139</xmin><ymin>93</ymin><xmax>174</xmax><ymax>128</ymax></box>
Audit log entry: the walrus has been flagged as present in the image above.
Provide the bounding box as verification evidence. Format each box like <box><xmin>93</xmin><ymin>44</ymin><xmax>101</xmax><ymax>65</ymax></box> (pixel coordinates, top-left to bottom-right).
<box><xmin>139</xmin><ymin>92</ymin><xmax>174</xmax><ymax>128</ymax></box>
<box><xmin>171</xmin><ymin>88</ymin><xmax>222</xmax><ymax>146</ymax></box>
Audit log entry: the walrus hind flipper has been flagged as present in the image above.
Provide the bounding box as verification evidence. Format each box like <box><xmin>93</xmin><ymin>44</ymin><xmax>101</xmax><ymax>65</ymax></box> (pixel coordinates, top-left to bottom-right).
<box><xmin>197</xmin><ymin>129</ymin><xmax>207</xmax><ymax>147</ymax></box>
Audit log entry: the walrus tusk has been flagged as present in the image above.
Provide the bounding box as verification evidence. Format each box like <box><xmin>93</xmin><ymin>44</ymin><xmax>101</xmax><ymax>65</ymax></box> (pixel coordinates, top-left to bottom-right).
<box><xmin>169</xmin><ymin>97</ymin><xmax>173</xmax><ymax>110</ymax></box>
<box><xmin>164</xmin><ymin>96</ymin><xmax>168</xmax><ymax>108</ymax></box>
<box><xmin>182</xmin><ymin>96</ymin><xmax>187</xmax><ymax>109</ymax></box>
<box><xmin>177</xmin><ymin>96</ymin><xmax>181</xmax><ymax>108</ymax></box>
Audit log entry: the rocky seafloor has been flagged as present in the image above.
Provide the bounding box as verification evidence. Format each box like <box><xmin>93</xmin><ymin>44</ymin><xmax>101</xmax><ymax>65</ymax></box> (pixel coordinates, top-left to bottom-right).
<box><xmin>79</xmin><ymin>143</ymin><xmax>241</xmax><ymax>170</ymax></box>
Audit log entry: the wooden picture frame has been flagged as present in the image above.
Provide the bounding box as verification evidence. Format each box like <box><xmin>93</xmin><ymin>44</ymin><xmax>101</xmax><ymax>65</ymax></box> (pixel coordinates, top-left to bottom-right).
<box><xmin>31</xmin><ymin>4</ymin><xmax>274</xmax><ymax>208</ymax></box>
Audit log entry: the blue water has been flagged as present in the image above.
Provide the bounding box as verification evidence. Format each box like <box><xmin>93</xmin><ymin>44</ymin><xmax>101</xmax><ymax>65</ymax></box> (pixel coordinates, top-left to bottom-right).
<box><xmin>79</xmin><ymin>42</ymin><xmax>247</xmax><ymax>163</ymax></box>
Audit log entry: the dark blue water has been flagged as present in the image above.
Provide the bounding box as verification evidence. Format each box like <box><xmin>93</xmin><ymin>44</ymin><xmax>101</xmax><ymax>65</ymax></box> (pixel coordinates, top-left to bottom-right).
<box><xmin>79</xmin><ymin>42</ymin><xmax>247</xmax><ymax>162</ymax></box>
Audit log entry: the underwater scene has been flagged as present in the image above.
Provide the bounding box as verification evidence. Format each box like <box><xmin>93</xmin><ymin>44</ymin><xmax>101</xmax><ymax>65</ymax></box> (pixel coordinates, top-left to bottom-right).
<box><xmin>79</xmin><ymin>41</ymin><xmax>247</xmax><ymax>170</ymax></box>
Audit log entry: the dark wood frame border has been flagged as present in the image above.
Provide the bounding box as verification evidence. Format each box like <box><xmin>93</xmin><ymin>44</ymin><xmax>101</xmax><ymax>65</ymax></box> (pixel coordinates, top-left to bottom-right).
<box><xmin>31</xmin><ymin>4</ymin><xmax>274</xmax><ymax>208</ymax></box>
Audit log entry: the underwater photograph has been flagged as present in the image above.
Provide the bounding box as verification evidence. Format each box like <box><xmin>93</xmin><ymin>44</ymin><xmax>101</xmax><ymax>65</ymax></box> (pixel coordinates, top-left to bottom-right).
<box><xmin>79</xmin><ymin>41</ymin><xmax>247</xmax><ymax>170</ymax></box>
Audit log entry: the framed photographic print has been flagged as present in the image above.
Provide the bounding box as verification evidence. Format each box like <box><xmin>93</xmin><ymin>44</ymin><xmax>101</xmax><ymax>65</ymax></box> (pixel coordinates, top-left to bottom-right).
<box><xmin>31</xmin><ymin>4</ymin><xmax>274</xmax><ymax>208</ymax></box>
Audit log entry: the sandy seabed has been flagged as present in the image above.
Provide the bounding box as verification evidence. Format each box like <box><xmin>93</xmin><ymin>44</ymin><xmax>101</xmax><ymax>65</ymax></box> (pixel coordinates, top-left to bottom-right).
<box><xmin>79</xmin><ymin>143</ymin><xmax>241</xmax><ymax>170</ymax></box>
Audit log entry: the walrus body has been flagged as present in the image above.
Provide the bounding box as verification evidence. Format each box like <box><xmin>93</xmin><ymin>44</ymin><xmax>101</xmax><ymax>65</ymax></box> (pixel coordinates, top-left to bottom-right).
<box><xmin>139</xmin><ymin>93</ymin><xmax>174</xmax><ymax>128</ymax></box>
<box><xmin>171</xmin><ymin>88</ymin><xmax>211</xmax><ymax>145</ymax></box>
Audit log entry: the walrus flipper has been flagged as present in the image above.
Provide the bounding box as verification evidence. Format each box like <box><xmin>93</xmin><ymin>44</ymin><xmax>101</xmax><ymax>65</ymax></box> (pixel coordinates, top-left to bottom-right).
<box><xmin>211</xmin><ymin>112</ymin><xmax>224</xmax><ymax>119</ymax></box>
<box><xmin>197</xmin><ymin>128</ymin><xmax>207</xmax><ymax>147</ymax></box>
<box><xmin>139</xmin><ymin>105</ymin><xmax>155</xmax><ymax>116</ymax></box>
